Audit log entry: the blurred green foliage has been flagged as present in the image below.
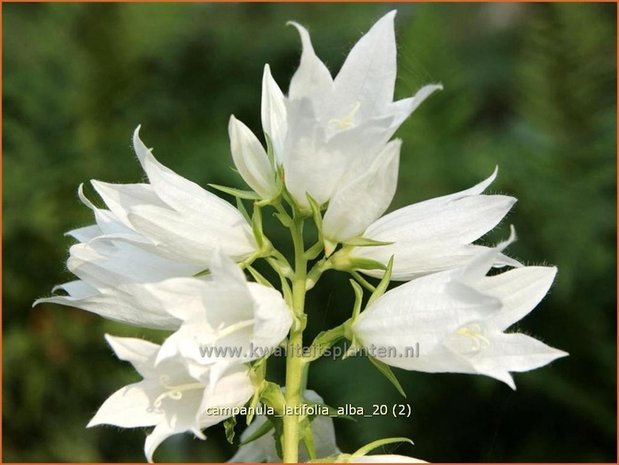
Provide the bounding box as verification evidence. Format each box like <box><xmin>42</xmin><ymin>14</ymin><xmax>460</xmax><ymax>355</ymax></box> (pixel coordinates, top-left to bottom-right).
<box><xmin>3</xmin><ymin>3</ymin><xmax>616</xmax><ymax>462</ymax></box>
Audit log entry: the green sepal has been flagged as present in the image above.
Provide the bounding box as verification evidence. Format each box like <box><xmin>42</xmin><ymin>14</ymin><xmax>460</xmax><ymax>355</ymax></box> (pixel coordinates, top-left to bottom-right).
<box><xmin>351</xmin><ymin>437</ymin><xmax>413</xmax><ymax>459</ymax></box>
<box><xmin>367</xmin><ymin>256</ymin><xmax>394</xmax><ymax>306</ymax></box>
<box><xmin>345</xmin><ymin>237</ymin><xmax>394</xmax><ymax>247</ymax></box>
<box><xmin>268</xmin><ymin>414</ymin><xmax>285</xmax><ymax>460</ymax></box>
<box><xmin>247</xmin><ymin>358</ymin><xmax>268</xmax><ymax>424</ymax></box>
<box><xmin>260</xmin><ymin>381</ymin><xmax>286</xmax><ymax>414</ymax></box>
<box><xmin>247</xmin><ymin>266</ymin><xmax>273</xmax><ymax>288</ymax></box>
<box><xmin>300</xmin><ymin>417</ymin><xmax>317</xmax><ymax>460</ymax></box>
<box><xmin>193</xmin><ymin>268</ymin><xmax>211</xmax><ymax>277</ymax></box>
<box><xmin>306</xmin><ymin>324</ymin><xmax>347</xmax><ymax>362</ymax></box>
<box><xmin>368</xmin><ymin>356</ymin><xmax>407</xmax><ymax>398</ymax></box>
<box><xmin>324</xmin><ymin>239</ymin><xmax>338</xmax><ymax>257</ymax></box>
<box><xmin>349</xmin><ymin>279</ymin><xmax>364</xmax><ymax>322</ymax></box>
<box><xmin>306</xmin><ymin>192</ymin><xmax>324</xmax><ymax>238</ymax></box>
<box><xmin>209</xmin><ymin>183</ymin><xmax>261</xmax><ymax>200</ymax></box>
<box><xmin>239</xmin><ymin>417</ymin><xmax>275</xmax><ymax>445</ymax></box>
<box><xmin>236</xmin><ymin>197</ymin><xmax>252</xmax><ymax>223</ymax></box>
<box><xmin>251</xmin><ymin>204</ymin><xmax>265</xmax><ymax>248</ymax></box>
<box><xmin>347</xmin><ymin>257</ymin><xmax>387</xmax><ymax>271</ymax></box>
<box><xmin>331</xmin><ymin>248</ymin><xmax>387</xmax><ymax>272</ymax></box>
<box><xmin>304</xmin><ymin>241</ymin><xmax>324</xmax><ymax>261</ymax></box>
<box><xmin>263</xmin><ymin>132</ymin><xmax>276</xmax><ymax>167</ymax></box>
<box><xmin>224</xmin><ymin>416</ymin><xmax>237</xmax><ymax>444</ymax></box>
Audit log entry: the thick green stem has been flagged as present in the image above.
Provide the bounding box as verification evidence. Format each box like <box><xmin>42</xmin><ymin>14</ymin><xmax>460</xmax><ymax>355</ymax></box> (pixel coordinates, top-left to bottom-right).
<box><xmin>283</xmin><ymin>214</ymin><xmax>307</xmax><ymax>463</ymax></box>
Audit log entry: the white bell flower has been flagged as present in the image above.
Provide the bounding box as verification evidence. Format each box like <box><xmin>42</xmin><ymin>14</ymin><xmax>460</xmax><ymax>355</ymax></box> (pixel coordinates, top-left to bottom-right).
<box><xmin>152</xmin><ymin>249</ymin><xmax>292</xmax><ymax>375</ymax></box>
<box><xmin>346</xmin><ymin>167</ymin><xmax>520</xmax><ymax>280</ymax></box>
<box><xmin>87</xmin><ymin>335</ymin><xmax>254</xmax><ymax>463</ymax></box>
<box><xmin>352</xmin><ymin>230</ymin><xmax>568</xmax><ymax>389</ymax></box>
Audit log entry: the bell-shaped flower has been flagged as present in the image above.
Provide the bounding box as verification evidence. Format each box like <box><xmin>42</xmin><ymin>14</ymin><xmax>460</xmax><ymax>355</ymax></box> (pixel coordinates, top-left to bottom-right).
<box><xmin>33</xmin><ymin>186</ymin><xmax>203</xmax><ymax>328</ymax></box>
<box><xmin>34</xmin><ymin>237</ymin><xmax>202</xmax><ymax>329</ymax></box>
<box><xmin>91</xmin><ymin>126</ymin><xmax>257</xmax><ymax>265</ymax></box>
<box><xmin>229</xmin><ymin>390</ymin><xmax>339</xmax><ymax>462</ymax></box>
<box><xmin>151</xmin><ymin>249</ymin><xmax>292</xmax><ymax>376</ymax></box>
<box><xmin>352</xmin><ymin>231</ymin><xmax>568</xmax><ymax>389</ymax></box>
<box><xmin>341</xmin><ymin>167</ymin><xmax>520</xmax><ymax>280</ymax></box>
<box><xmin>241</xmin><ymin>11</ymin><xmax>441</xmax><ymax>209</ymax></box>
<box><xmin>87</xmin><ymin>335</ymin><xmax>254</xmax><ymax>463</ymax></box>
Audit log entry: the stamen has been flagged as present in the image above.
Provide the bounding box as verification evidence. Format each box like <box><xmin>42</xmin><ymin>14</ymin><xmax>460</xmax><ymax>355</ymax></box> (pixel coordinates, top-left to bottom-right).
<box><xmin>329</xmin><ymin>102</ymin><xmax>361</xmax><ymax>130</ymax></box>
<box><xmin>455</xmin><ymin>324</ymin><xmax>490</xmax><ymax>354</ymax></box>
<box><xmin>152</xmin><ymin>377</ymin><xmax>204</xmax><ymax>409</ymax></box>
<box><xmin>212</xmin><ymin>319</ymin><xmax>254</xmax><ymax>342</ymax></box>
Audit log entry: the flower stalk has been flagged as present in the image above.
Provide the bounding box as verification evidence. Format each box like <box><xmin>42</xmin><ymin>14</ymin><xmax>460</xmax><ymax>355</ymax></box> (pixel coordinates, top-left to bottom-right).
<box><xmin>283</xmin><ymin>208</ymin><xmax>308</xmax><ymax>463</ymax></box>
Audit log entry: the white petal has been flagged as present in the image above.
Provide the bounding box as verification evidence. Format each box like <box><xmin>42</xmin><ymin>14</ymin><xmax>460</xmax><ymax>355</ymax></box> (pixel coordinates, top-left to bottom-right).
<box><xmin>66</xmin><ymin>225</ymin><xmax>101</xmax><ymax>242</ymax></box>
<box><xmin>229</xmin><ymin>115</ymin><xmax>278</xmax><ymax>199</ymax></box>
<box><xmin>77</xmin><ymin>184</ymin><xmax>135</xmax><ymax>236</ymax></box>
<box><xmin>247</xmin><ymin>283</ymin><xmax>293</xmax><ymax>351</ymax></box>
<box><xmin>198</xmin><ymin>364</ymin><xmax>254</xmax><ymax>421</ymax></box>
<box><xmin>323</xmin><ymin>140</ymin><xmax>400</xmax><ymax>242</ymax></box>
<box><xmin>261</xmin><ymin>64</ymin><xmax>288</xmax><ymax>163</ymax></box>
<box><xmin>52</xmin><ymin>280</ymin><xmax>96</xmax><ymax>298</ymax></box>
<box><xmin>387</xmin><ymin>84</ymin><xmax>443</xmax><ymax>129</ymax></box>
<box><xmin>127</xmin><ymin>203</ymin><xmax>256</xmax><ymax>264</ymax></box>
<box><xmin>355</xmin><ymin>168</ymin><xmax>515</xmax><ymax>279</ymax></box>
<box><xmin>283</xmin><ymin>100</ymin><xmax>393</xmax><ymax>208</ymax></box>
<box><xmin>471</xmin><ymin>332</ymin><xmax>568</xmax><ymax>388</ymax></box>
<box><xmin>90</xmin><ymin>180</ymin><xmax>166</xmax><ymax>226</ymax></box>
<box><xmin>67</xmin><ymin>239</ymin><xmax>199</xmax><ymax>288</ymax></box>
<box><xmin>287</xmin><ymin>22</ymin><xmax>333</xmax><ymax>103</ymax></box>
<box><xmin>479</xmin><ymin>266</ymin><xmax>557</xmax><ymax>331</ymax></box>
<box><xmin>209</xmin><ymin>247</ymin><xmax>248</xmax><ymax>287</ymax></box>
<box><xmin>133</xmin><ymin>126</ymin><xmax>248</xmax><ymax>220</ymax></box>
<box><xmin>144</xmin><ymin>422</ymin><xmax>176</xmax><ymax>463</ymax></box>
<box><xmin>354</xmin><ymin>270</ymin><xmax>501</xmax><ymax>370</ymax></box>
<box><xmin>105</xmin><ymin>334</ymin><xmax>160</xmax><ymax>367</ymax></box>
<box><xmin>87</xmin><ymin>381</ymin><xmax>162</xmax><ymax>428</ymax></box>
<box><xmin>332</xmin><ymin>11</ymin><xmax>397</xmax><ymax>119</ymax></box>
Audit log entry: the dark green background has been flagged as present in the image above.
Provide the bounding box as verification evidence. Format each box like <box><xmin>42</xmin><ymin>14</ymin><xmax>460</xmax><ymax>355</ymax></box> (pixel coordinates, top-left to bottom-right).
<box><xmin>3</xmin><ymin>2</ymin><xmax>616</xmax><ymax>462</ymax></box>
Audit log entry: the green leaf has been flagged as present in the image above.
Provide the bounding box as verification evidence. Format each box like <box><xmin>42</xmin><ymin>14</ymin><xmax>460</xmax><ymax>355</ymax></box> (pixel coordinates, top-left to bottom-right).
<box><xmin>368</xmin><ymin>356</ymin><xmax>407</xmax><ymax>398</ymax></box>
<box><xmin>209</xmin><ymin>183</ymin><xmax>261</xmax><ymax>200</ymax></box>
<box><xmin>224</xmin><ymin>416</ymin><xmax>237</xmax><ymax>444</ymax></box>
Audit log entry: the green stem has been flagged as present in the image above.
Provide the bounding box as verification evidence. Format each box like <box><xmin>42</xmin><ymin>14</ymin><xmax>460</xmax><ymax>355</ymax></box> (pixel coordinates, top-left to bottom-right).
<box><xmin>283</xmin><ymin>213</ymin><xmax>307</xmax><ymax>463</ymax></box>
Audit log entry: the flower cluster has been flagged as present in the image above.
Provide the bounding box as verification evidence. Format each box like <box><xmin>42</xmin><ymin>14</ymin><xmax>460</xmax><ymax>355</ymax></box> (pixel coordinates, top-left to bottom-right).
<box><xmin>36</xmin><ymin>10</ymin><xmax>566</xmax><ymax>463</ymax></box>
